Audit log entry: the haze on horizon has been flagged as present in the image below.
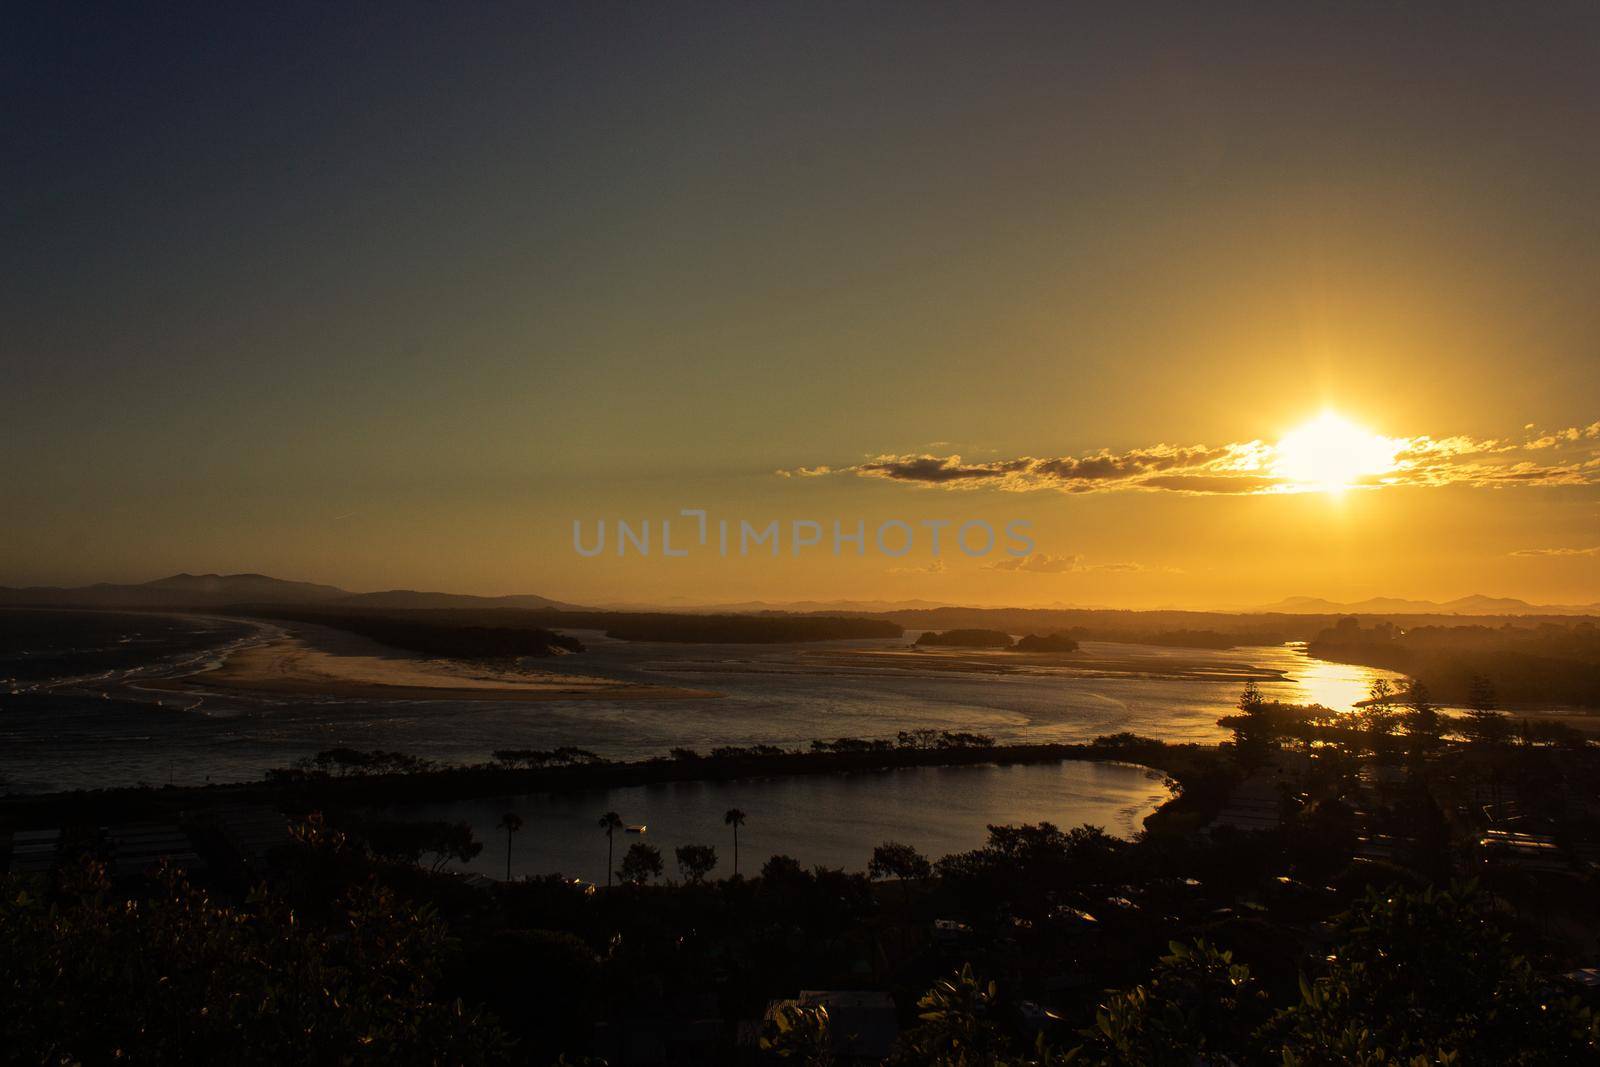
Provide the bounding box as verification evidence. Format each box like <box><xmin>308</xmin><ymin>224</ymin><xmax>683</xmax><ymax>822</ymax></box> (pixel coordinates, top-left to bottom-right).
<box><xmin>5</xmin><ymin>3</ymin><xmax>1599</xmax><ymax>610</ymax></box>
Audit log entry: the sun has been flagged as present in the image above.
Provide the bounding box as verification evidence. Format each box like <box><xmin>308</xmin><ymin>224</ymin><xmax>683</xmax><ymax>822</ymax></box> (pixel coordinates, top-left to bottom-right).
<box><xmin>1272</xmin><ymin>412</ymin><xmax>1400</xmax><ymax>492</ymax></box>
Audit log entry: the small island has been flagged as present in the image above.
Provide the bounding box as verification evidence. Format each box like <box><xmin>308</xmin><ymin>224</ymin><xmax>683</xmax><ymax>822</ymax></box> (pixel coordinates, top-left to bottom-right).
<box><xmin>914</xmin><ymin>628</ymin><xmax>1015</xmax><ymax>649</ymax></box>
<box><xmin>911</xmin><ymin>629</ymin><xmax>1082</xmax><ymax>653</ymax></box>
<box><xmin>1013</xmin><ymin>631</ymin><xmax>1080</xmax><ymax>653</ymax></box>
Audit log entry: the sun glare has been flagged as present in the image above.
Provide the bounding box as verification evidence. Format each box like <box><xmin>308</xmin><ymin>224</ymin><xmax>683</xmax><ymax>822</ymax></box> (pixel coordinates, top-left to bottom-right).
<box><xmin>1273</xmin><ymin>412</ymin><xmax>1399</xmax><ymax>492</ymax></box>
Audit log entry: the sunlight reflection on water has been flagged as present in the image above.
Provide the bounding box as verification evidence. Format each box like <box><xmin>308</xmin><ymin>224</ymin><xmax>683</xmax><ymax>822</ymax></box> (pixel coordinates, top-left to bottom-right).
<box><xmin>1289</xmin><ymin>650</ymin><xmax>1388</xmax><ymax>712</ymax></box>
<box><xmin>1244</xmin><ymin>642</ymin><xmax>1406</xmax><ymax>713</ymax></box>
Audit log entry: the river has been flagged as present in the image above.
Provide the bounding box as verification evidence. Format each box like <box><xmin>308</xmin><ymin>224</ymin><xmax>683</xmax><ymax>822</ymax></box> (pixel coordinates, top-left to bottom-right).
<box><xmin>1</xmin><ymin>610</ymin><xmax>1402</xmax><ymax>794</ymax></box>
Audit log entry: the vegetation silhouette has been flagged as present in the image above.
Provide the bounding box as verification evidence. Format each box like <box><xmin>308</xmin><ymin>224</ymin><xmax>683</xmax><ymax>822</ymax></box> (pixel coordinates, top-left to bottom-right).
<box><xmin>497</xmin><ymin>811</ymin><xmax>523</xmax><ymax>881</ymax></box>
<box><xmin>725</xmin><ymin>807</ymin><xmax>747</xmax><ymax>877</ymax></box>
<box><xmin>868</xmin><ymin>841</ymin><xmax>931</xmax><ymax>905</ymax></box>
<box><xmin>0</xmin><ymin>853</ymin><xmax>509</xmax><ymax>1063</ymax></box>
<box><xmin>1309</xmin><ymin>617</ymin><xmax>1600</xmax><ymax>707</ymax></box>
<box><xmin>597</xmin><ymin>811</ymin><xmax>622</xmax><ymax>888</ymax></box>
<box><xmin>915</xmin><ymin>628</ymin><xmax>1015</xmax><ymax>648</ymax></box>
<box><xmin>617</xmin><ymin>841</ymin><xmax>663</xmax><ymax>885</ymax></box>
<box><xmin>5</xmin><ymin>741</ymin><xmax>1598</xmax><ymax>1064</ymax></box>
<box><xmin>1013</xmin><ymin>632</ymin><xmax>1080</xmax><ymax>653</ymax></box>
<box><xmin>675</xmin><ymin>843</ymin><xmax>718</xmax><ymax>884</ymax></box>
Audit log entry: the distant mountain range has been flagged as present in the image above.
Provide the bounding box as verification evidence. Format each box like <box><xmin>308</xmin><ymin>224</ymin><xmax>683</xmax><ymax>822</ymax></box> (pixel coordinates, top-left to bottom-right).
<box><xmin>3</xmin><ymin>573</ymin><xmax>1596</xmax><ymax>619</ymax></box>
<box><xmin>1257</xmin><ymin>594</ymin><xmax>1600</xmax><ymax>616</ymax></box>
<box><xmin>0</xmin><ymin>573</ymin><xmax>580</xmax><ymax>612</ymax></box>
<box><xmin>592</xmin><ymin>597</ymin><xmax>962</xmax><ymax>614</ymax></box>
<box><xmin>332</xmin><ymin>588</ymin><xmax>576</xmax><ymax>611</ymax></box>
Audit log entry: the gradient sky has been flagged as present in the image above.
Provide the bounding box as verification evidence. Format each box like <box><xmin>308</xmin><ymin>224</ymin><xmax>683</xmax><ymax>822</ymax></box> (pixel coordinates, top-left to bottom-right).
<box><xmin>5</xmin><ymin>3</ymin><xmax>1598</xmax><ymax>607</ymax></box>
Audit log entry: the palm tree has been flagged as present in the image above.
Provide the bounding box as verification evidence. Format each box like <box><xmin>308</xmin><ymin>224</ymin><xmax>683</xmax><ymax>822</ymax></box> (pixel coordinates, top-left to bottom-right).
<box><xmin>497</xmin><ymin>812</ymin><xmax>523</xmax><ymax>882</ymax></box>
<box><xmin>724</xmin><ymin>808</ymin><xmax>747</xmax><ymax>876</ymax></box>
<box><xmin>599</xmin><ymin>811</ymin><xmax>623</xmax><ymax>887</ymax></box>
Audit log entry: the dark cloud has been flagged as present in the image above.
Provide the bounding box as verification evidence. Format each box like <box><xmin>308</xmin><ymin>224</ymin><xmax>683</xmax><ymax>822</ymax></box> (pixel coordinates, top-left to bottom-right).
<box><xmin>780</xmin><ymin>422</ymin><xmax>1600</xmax><ymax>496</ymax></box>
<box><xmin>858</xmin><ymin>456</ymin><xmax>1032</xmax><ymax>483</ymax></box>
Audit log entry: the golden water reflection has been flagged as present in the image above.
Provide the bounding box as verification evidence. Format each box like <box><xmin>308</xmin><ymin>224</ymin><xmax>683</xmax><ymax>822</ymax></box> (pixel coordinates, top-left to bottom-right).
<box><xmin>1276</xmin><ymin>643</ymin><xmax>1406</xmax><ymax>713</ymax></box>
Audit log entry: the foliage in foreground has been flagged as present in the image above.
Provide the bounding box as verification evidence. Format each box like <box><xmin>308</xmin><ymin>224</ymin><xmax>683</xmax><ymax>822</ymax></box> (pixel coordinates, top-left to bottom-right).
<box><xmin>3</xmin><ymin>807</ymin><xmax>1596</xmax><ymax>1066</ymax></box>
<box><xmin>764</xmin><ymin>883</ymin><xmax>1597</xmax><ymax>1067</ymax></box>
<box><xmin>0</xmin><ymin>859</ymin><xmax>510</xmax><ymax>1065</ymax></box>
<box><xmin>1269</xmin><ymin>883</ymin><xmax>1600</xmax><ymax>1065</ymax></box>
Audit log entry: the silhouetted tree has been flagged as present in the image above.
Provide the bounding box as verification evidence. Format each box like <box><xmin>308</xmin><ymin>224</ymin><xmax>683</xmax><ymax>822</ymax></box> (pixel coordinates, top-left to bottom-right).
<box><xmin>1464</xmin><ymin>674</ymin><xmax>1511</xmax><ymax>747</ymax></box>
<box><xmin>896</xmin><ymin>728</ymin><xmax>942</xmax><ymax>750</ymax></box>
<box><xmin>936</xmin><ymin>730</ymin><xmax>997</xmax><ymax>749</ymax></box>
<box><xmin>497</xmin><ymin>812</ymin><xmax>523</xmax><ymax>882</ymax></box>
<box><xmin>937</xmin><ymin>823</ymin><xmax>1121</xmax><ymax>918</ymax></box>
<box><xmin>674</xmin><ymin>843</ymin><xmax>718</xmax><ymax>884</ymax></box>
<box><xmin>1231</xmin><ymin>681</ymin><xmax>1273</xmax><ymax>768</ymax></box>
<box><xmin>421</xmin><ymin>821</ymin><xmax>482</xmax><ymax>873</ymax></box>
<box><xmin>1403</xmin><ymin>679</ymin><xmax>1442</xmax><ymax>754</ymax></box>
<box><xmin>354</xmin><ymin>818</ymin><xmax>481</xmax><ymax>870</ymax></box>
<box><xmin>598</xmin><ymin>811</ymin><xmax>622</xmax><ymax>888</ymax></box>
<box><xmin>1361</xmin><ymin>677</ymin><xmax>1401</xmax><ymax>745</ymax></box>
<box><xmin>724</xmin><ymin>808</ymin><xmax>747</xmax><ymax>876</ymax></box>
<box><xmin>618</xmin><ymin>842</ymin><xmax>663</xmax><ymax>886</ymax></box>
<box><xmin>491</xmin><ymin>748</ymin><xmax>553</xmax><ymax>769</ymax></box>
<box><xmin>868</xmin><ymin>841</ymin><xmax>931</xmax><ymax>905</ymax></box>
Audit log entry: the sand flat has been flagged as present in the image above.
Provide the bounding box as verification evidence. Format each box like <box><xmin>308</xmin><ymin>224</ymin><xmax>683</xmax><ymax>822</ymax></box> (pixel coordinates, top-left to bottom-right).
<box><xmin>143</xmin><ymin>621</ymin><xmax>717</xmax><ymax>702</ymax></box>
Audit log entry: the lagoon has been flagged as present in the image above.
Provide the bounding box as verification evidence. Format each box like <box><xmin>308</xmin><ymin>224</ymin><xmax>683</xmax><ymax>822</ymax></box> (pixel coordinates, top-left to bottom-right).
<box><xmin>389</xmin><ymin>759</ymin><xmax>1173</xmax><ymax>883</ymax></box>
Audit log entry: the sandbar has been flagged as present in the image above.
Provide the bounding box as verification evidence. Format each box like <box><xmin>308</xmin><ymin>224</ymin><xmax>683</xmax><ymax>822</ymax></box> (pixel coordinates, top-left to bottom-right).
<box><xmin>141</xmin><ymin>621</ymin><xmax>717</xmax><ymax>702</ymax></box>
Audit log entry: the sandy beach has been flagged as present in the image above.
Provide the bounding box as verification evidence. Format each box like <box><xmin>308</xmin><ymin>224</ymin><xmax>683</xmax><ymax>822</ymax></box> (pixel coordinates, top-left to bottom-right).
<box><xmin>141</xmin><ymin>620</ymin><xmax>718</xmax><ymax>702</ymax></box>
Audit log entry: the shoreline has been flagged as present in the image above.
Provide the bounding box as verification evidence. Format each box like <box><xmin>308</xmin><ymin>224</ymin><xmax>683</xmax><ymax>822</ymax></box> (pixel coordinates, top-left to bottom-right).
<box><xmin>0</xmin><ymin>739</ymin><xmax>1204</xmax><ymax>827</ymax></box>
<box><xmin>804</xmin><ymin>644</ymin><xmax>1287</xmax><ymax>682</ymax></box>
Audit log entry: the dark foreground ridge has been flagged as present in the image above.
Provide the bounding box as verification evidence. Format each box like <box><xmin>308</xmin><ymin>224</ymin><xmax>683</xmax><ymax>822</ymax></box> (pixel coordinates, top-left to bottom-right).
<box><xmin>3</xmin><ymin>711</ymin><xmax>1598</xmax><ymax>1064</ymax></box>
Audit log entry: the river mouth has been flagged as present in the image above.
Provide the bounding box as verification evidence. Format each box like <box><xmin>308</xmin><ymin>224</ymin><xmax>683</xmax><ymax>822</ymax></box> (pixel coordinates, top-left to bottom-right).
<box><xmin>383</xmin><ymin>759</ymin><xmax>1173</xmax><ymax>883</ymax></box>
<box><xmin>2</xmin><ymin>613</ymin><xmax>1408</xmax><ymax>793</ymax></box>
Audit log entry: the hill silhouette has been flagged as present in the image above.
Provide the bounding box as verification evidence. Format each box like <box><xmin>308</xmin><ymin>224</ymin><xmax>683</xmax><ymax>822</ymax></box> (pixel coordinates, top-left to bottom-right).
<box><xmin>0</xmin><ymin>573</ymin><xmax>581</xmax><ymax>612</ymax></box>
<box><xmin>1260</xmin><ymin>593</ymin><xmax>1600</xmax><ymax>616</ymax></box>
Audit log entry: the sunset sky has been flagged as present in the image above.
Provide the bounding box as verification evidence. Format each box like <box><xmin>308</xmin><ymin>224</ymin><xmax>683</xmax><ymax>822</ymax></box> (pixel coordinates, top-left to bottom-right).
<box><xmin>5</xmin><ymin>4</ymin><xmax>1598</xmax><ymax>607</ymax></box>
